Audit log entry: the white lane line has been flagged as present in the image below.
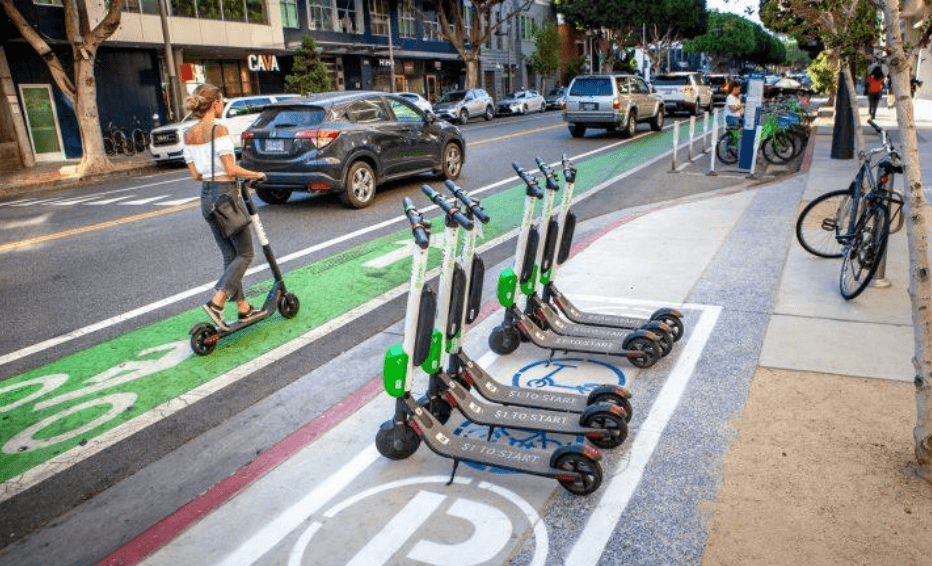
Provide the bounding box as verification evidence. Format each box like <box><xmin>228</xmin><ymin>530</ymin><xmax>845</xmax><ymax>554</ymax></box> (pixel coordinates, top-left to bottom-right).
<box><xmin>564</xmin><ymin>304</ymin><xmax>722</xmax><ymax>566</ymax></box>
<box><xmin>85</xmin><ymin>196</ymin><xmax>134</xmax><ymax>205</ymax></box>
<box><xmin>157</xmin><ymin>196</ymin><xmax>199</xmax><ymax>206</ymax></box>
<box><xmin>0</xmin><ymin>132</ymin><xmax>686</xmax><ymax>367</ymax></box>
<box><xmin>119</xmin><ymin>196</ymin><xmax>170</xmax><ymax>205</ymax></box>
<box><xmin>1</xmin><ymin>198</ymin><xmax>40</xmax><ymax>207</ymax></box>
<box><xmin>48</xmin><ymin>197</ymin><xmax>101</xmax><ymax>206</ymax></box>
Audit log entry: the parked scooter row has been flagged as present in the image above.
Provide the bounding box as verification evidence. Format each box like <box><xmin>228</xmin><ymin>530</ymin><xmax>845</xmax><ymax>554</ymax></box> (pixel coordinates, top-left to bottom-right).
<box><xmin>377</xmin><ymin>157</ymin><xmax>687</xmax><ymax>495</ymax></box>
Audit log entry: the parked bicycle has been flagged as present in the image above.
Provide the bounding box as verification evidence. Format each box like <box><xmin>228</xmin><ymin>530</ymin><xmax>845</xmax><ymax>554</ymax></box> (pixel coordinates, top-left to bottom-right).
<box><xmin>795</xmin><ymin>119</ymin><xmax>904</xmax><ymax>299</ymax></box>
<box><xmin>103</xmin><ymin>122</ymin><xmax>135</xmax><ymax>157</ymax></box>
<box><xmin>716</xmin><ymin>98</ymin><xmax>810</xmax><ymax>166</ymax></box>
<box><xmin>130</xmin><ymin>116</ymin><xmax>150</xmax><ymax>154</ymax></box>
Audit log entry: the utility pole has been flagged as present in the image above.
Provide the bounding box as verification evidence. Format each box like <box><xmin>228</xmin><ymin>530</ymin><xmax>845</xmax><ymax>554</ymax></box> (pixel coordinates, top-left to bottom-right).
<box><xmin>158</xmin><ymin>0</ymin><xmax>183</xmax><ymax>122</ymax></box>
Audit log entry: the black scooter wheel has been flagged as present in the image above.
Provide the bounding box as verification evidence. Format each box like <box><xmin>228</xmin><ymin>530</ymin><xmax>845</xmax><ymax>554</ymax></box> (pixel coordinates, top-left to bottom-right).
<box><xmin>489</xmin><ymin>325</ymin><xmax>521</xmax><ymax>355</ymax></box>
<box><xmin>643</xmin><ymin>322</ymin><xmax>674</xmax><ymax>357</ymax></box>
<box><xmin>376</xmin><ymin>420</ymin><xmax>420</xmax><ymax>460</ymax></box>
<box><xmin>190</xmin><ymin>323</ymin><xmax>219</xmax><ymax>356</ymax></box>
<box><xmin>278</xmin><ymin>292</ymin><xmax>300</xmax><ymax>319</ymax></box>
<box><xmin>587</xmin><ymin>388</ymin><xmax>633</xmax><ymax>422</ymax></box>
<box><xmin>580</xmin><ymin>402</ymin><xmax>628</xmax><ymax>449</ymax></box>
<box><xmin>552</xmin><ymin>451</ymin><xmax>603</xmax><ymax>495</ymax></box>
<box><xmin>624</xmin><ymin>336</ymin><xmax>659</xmax><ymax>369</ymax></box>
<box><xmin>652</xmin><ymin>312</ymin><xmax>684</xmax><ymax>342</ymax></box>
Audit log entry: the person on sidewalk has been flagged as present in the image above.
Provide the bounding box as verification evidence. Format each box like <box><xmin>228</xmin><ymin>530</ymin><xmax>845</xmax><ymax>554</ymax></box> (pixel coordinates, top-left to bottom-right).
<box><xmin>182</xmin><ymin>83</ymin><xmax>266</xmax><ymax>328</ymax></box>
<box><xmin>865</xmin><ymin>66</ymin><xmax>884</xmax><ymax>120</ymax></box>
<box><xmin>723</xmin><ymin>81</ymin><xmax>744</xmax><ymax>129</ymax></box>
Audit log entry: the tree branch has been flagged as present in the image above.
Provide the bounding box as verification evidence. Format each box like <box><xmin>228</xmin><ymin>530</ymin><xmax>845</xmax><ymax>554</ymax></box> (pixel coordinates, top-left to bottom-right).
<box><xmin>0</xmin><ymin>0</ymin><xmax>76</xmax><ymax>104</ymax></box>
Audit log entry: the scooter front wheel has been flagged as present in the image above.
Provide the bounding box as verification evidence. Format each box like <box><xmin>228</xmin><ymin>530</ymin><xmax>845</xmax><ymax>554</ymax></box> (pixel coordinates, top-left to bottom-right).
<box><xmin>489</xmin><ymin>325</ymin><xmax>521</xmax><ymax>355</ymax></box>
<box><xmin>376</xmin><ymin>420</ymin><xmax>421</xmax><ymax>460</ymax></box>
<box><xmin>190</xmin><ymin>323</ymin><xmax>219</xmax><ymax>356</ymax></box>
<box><xmin>279</xmin><ymin>292</ymin><xmax>300</xmax><ymax>319</ymax></box>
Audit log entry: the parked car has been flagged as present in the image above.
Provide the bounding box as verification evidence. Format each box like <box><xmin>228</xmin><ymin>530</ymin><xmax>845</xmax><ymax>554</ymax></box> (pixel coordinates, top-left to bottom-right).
<box><xmin>148</xmin><ymin>93</ymin><xmax>299</xmax><ymax>164</ymax></box>
<box><xmin>704</xmin><ymin>73</ymin><xmax>732</xmax><ymax>106</ymax></box>
<box><xmin>544</xmin><ymin>87</ymin><xmax>567</xmax><ymax>110</ymax></box>
<box><xmin>239</xmin><ymin>92</ymin><xmax>466</xmax><ymax>209</ymax></box>
<box><xmin>496</xmin><ymin>90</ymin><xmax>546</xmax><ymax>115</ymax></box>
<box><xmin>764</xmin><ymin>77</ymin><xmax>812</xmax><ymax>99</ymax></box>
<box><xmin>433</xmin><ymin>88</ymin><xmax>495</xmax><ymax>123</ymax></box>
<box><xmin>398</xmin><ymin>92</ymin><xmax>433</xmax><ymax>114</ymax></box>
<box><xmin>562</xmin><ymin>74</ymin><xmax>665</xmax><ymax>138</ymax></box>
<box><xmin>652</xmin><ymin>72</ymin><xmax>713</xmax><ymax>115</ymax></box>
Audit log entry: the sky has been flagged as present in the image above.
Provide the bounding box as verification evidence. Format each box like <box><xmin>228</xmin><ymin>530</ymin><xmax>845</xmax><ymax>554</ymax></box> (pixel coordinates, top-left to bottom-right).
<box><xmin>706</xmin><ymin>0</ymin><xmax>763</xmax><ymax>24</ymax></box>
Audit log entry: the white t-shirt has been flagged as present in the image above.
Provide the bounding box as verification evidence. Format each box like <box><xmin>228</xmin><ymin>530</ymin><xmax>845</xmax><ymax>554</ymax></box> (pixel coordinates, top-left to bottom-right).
<box><xmin>182</xmin><ymin>135</ymin><xmax>235</xmax><ymax>179</ymax></box>
<box><xmin>723</xmin><ymin>94</ymin><xmax>743</xmax><ymax>123</ymax></box>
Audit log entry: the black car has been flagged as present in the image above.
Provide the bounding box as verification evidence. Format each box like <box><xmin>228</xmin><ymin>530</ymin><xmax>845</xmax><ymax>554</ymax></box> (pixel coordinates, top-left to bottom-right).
<box><xmin>240</xmin><ymin>91</ymin><xmax>465</xmax><ymax>208</ymax></box>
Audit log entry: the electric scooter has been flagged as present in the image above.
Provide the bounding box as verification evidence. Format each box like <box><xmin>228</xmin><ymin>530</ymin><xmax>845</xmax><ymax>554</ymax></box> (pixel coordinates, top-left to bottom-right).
<box><xmin>441</xmin><ymin>179</ymin><xmax>635</xmax><ymax>421</ymax></box>
<box><xmin>519</xmin><ymin>156</ymin><xmax>675</xmax><ymax>356</ymax></box>
<box><xmin>417</xmin><ymin>184</ymin><xmax>628</xmax><ymax>449</ymax></box>
<box><xmin>189</xmin><ymin>179</ymin><xmax>300</xmax><ymax>355</ymax></box>
<box><xmin>488</xmin><ymin>163</ymin><xmax>662</xmax><ymax>368</ymax></box>
<box><xmin>540</xmin><ymin>154</ymin><xmax>685</xmax><ymax>340</ymax></box>
<box><xmin>375</xmin><ymin>198</ymin><xmax>605</xmax><ymax>496</ymax></box>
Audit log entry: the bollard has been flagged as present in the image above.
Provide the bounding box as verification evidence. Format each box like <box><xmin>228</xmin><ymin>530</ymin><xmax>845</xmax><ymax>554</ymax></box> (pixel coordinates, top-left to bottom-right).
<box><xmin>702</xmin><ymin>111</ymin><xmax>709</xmax><ymax>152</ymax></box>
<box><xmin>746</xmin><ymin>124</ymin><xmax>762</xmax><ymax>178</ymax></box>
<box><xmin>708</xmin><ymin>111</ymin><xmax>719</xmax><ymax>175</ymax></box>
<box><xmin>688</xmin><ymin>116</ymin><xmax>696</xmax><ymax>161</ymax></box>
<box><xmin>872</xmin><ymin>249</ymin><xmax>892</xmax><ymax>288</ymax></box>
<box><xmin>671</xmin><ymin>120</ymin><xmax>680</xmax><ymax>171</ymax></box>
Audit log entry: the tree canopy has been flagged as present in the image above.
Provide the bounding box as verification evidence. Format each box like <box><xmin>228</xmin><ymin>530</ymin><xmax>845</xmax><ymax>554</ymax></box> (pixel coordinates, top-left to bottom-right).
<box><xmin>285</xmin><ymin>36</ymin><xmax>334</xmax><ymax>95</ymax></box>
<box><xmin>683</xmin><ymin>10</ymin><xmax>786</xmax><ymax>70</ymax></box>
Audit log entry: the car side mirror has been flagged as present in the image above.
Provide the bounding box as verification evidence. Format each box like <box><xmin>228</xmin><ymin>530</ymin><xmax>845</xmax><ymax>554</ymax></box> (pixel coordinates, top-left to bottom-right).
<box><xmin>424</xmin><ymin>111</ymin><xmax>436</xmax><ymax>124</ymax></box>
<box><xmin>650</xmin><ymin>86</ymin><xmax>656</xmax><ymax>93</ymax></box>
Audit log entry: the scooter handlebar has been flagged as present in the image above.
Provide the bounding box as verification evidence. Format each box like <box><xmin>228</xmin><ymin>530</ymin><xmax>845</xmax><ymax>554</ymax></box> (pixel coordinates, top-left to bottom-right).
<box><xmin>443</xmin><ymin>180</ymin><xmax>490</xmax><ymax>224</ymax></box>
<box><xmin>402</xmin><ymin>197</ymin><xmax>431</xmax><ymax>249</ymax></box>
<box><xmin>535</xmin><ymin>156</ymin><xmax>560</xmax><ymax>191</ymax></box>
<box><xmin>421</xmin><ymin>185</ymin><xmax>474</xmax><ymax>231</ymax></box>
<box><xmin>511</xmin><ymin>162</ymin><xmax>543</xmax><ymax>199</ymax></box>
<box><xmin>561</xmin><ymin>153</ymin><xmax>577</xmax><ymax>183</ymax></box>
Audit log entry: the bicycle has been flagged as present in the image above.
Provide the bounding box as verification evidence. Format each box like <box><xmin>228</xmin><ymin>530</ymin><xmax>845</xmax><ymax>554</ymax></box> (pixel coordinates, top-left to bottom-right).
<box><xmin>796</xmin><ymin>119</ymin><xmax>904</xmax><ymax>260</ymax></box>
<box><xmin>717</xmin><ymin>102</ymin><xmax>809</xmax><ymax>166</ymax></box>
<box><xmin>130</xmin><ymin>116</ymin><xmax>150</xmax><ymax>154</ymax></box>
<box><xmin>103</xmin><ymin>122</ymin><xmax>135</xmax><ymax>157</ymax></box>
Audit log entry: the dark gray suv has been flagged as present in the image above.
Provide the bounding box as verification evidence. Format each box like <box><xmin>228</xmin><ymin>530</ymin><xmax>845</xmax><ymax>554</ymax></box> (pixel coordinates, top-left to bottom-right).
<box><xmin>562</xmin><ymin>74</ymin><xmax>665</xmax><ymax>138</ymax></box>
<box><xmin>240</xmin><ymin>92</ymin><xmax>465</xmax><ymax>209</ymax></box>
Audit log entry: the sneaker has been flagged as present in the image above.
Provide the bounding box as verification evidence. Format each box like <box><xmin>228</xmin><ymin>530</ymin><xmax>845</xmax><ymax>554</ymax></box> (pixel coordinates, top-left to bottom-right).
<box><xmin>238</xmin><ymin>305</ymin><xmax>261</xmax><ymax>321</ymax></box>
<box><xmin>203</xmin><ymin>301</ymin><xmax>228</xmax><ymax>329</ymax></box>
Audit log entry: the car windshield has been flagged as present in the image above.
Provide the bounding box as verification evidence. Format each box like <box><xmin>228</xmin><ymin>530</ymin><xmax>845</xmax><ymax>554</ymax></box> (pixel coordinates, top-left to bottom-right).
<box><xmin>569</xmin><ymin>78</ymin><xmax>613</xmax><ymax>97</ymax></box>
<box><xmin>653</xmin><ymin>76</ymin><xmax>690</xmax><ymax>86</ymax></box>
<box><xmin>252</xmin><ymin>106</ymin><xmax>327</xmax><ymax>129</ymax></box>
<box><xmin>437</xmin><ymin>91</ymin><xmax>466</xmax><ymax>103</ymax></box>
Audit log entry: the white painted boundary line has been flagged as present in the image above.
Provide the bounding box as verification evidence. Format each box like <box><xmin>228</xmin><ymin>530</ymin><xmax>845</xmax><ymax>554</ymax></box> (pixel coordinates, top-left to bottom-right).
<box><xmin>565</xmin><ymin>304</ymin><xmax>722</xmax><ymax>566</ymax></box>
<box><xmin>0</xmin><ymin>129</ymin><xmax>673</xmax><ymax>368</ymax></box>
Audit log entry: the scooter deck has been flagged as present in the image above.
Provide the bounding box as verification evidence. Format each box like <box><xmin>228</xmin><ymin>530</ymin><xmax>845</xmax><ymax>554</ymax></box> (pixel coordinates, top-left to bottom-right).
<box><xmin>437</xmin><ymin>372</ymin><xmax>607</xmax><ymax>438</ymax></box>
<box><xmin>511</xmin><ymin>306</ymin><xmax>636</xmax><ymax>357</ymax></box>
<box><xmin>454</xmin><ymin>351</ymin><xmax>591</xmax><ymax>413</ymax></box>
<box><xmin>216</xmin><ymin>280</ymin><xmax>284</xmax><ymax>337</ymax></box>
<box><xmin>529</xmin><ymin>295</ymin><xmax>640</xmax><ymax>341</ymax></box>
<box><xmin>546</xmin><ymin>283</ymin><xmax>650</xmax><ymax>330</ymax></box>
<box><xmin>403</xmin><ymin>395</ymin><xmax>574</xmax><ymax>478</ymax></box>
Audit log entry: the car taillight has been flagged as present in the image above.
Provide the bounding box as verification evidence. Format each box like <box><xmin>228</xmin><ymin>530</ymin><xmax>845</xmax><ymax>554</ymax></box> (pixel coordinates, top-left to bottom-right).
<box><xmin>613</xmin><ymin>97</ymin><xmax>621</xmax><ymax>110</ymax></box>
<box><xmin>295</xmin><ymin>129</ymin><xmax>341</xmax><ymax>149</ymax></box>
<box><xmin>560</xmin><ymin>99</ymin><xmax>566</xmax><ymax>110</ymax></box>
<box><xmin>241</xmin><ymin>131</ymin><xmax>255</xmax><ymax>143</ymax></box>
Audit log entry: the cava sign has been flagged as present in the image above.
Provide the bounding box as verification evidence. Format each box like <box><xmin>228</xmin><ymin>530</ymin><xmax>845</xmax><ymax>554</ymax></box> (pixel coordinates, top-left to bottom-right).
<box><xmin>247</xmin><ymin>54</ymin><xmax>281</xmax><ymax>72</ymax></box>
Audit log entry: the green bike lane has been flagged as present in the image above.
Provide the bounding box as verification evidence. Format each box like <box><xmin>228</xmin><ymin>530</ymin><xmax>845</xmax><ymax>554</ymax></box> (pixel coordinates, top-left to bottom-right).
<box><xmin>0</xmin><ymin>125</ymin><xmax>690</xmax><ymax>498</ymax></box>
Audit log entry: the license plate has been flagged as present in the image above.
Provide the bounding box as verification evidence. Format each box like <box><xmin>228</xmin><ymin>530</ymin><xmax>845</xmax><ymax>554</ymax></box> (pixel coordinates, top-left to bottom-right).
<box><xmin>265</xmin><ymin>139</ymin><xmax>285</xmax><ymax>152</ymax></box>
<box><xmin>582</xmin><ymin>102</ymin><xmax>597</xmax><ymax>111</ymax></box>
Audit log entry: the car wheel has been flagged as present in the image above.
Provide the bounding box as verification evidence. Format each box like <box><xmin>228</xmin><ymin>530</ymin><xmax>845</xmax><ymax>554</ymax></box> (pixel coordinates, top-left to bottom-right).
<box><xmin>539</xmin><ymin>102</ymin><xmax>546</xmax><ymax>113</ymax></box>
<box><xmin>484</xmin><ymin>106</ymin><xmax>494</xmax><ymax>121</ymax></box>
<box><xmin>459</xmin><ymin>109</ymin><xmax>469</xmax><ymax>124</ymax></box>
<box><xmin>340</xmin><ymin>160</ymin><xmax>377</xmax><ymax>209</ymax></box>
<box><xmin>439</xmin><ymin>141</ymin><xmax>463</xmax><ymax>180</ymax></box>
<box><xmin>255</xmin><ymin>187</ymin><xmax>292</xmax><ymax>205</ymax></box>
<box><xmin>690</xmin><ymin>100</ymin><xmax>699</xmax><ymax>116</ymax></box>
<box><xmin>569</xmin><ymin>124</ymin><xmax>586</xmax><ymax>138</ymax></box>
<box><xmin>622</xmin><ymin>110</ymin><xmax>637</xmax><ymax>138</ymax></box>
<box><xmin>650</xmin><ymin>106</ymin><xmax>665</xmax><ymax>131</ymax></box>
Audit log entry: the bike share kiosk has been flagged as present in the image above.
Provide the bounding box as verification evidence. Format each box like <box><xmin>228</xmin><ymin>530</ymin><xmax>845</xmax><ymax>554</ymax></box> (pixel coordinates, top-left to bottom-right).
<box><xmin>739</xmin><ymin>73</ymin><xmax>765</xmax><ymax>174</ymax></box>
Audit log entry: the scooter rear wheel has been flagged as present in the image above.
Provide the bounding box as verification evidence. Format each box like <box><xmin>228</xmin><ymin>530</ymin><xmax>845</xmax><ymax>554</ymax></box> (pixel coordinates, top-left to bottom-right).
<box><xmin>489</xmin><ymin>325</ymin><xmax>521</xmax><ymax>355</ymax></box>
<box><xmin>580</xmin><ymin>402</ymin><xmax>628</xmax><ymax>449</ymax></box>
<box><xmin>553</xmin><ymin>451</ymin><xmax>602</xmax><ymax>495</ymax></box>
<box><xmin>587</xmin><ymin>389</ymin><xmax>633</xmax><ymax>422</ymax></box>
<box><xmin>279</xmin><ymin>292</ymin><xmax>300</xmax><ymax>319</ymax></box>
<box><xmin>652</xmin><ymin>313</ymin><xmax>684</xmax><ymax>342</ymax></box>
<box><xmin>376</xmin><ymin>420</ymin><xmax>421</xmax><ymax>460</ymax></box>
<box><xmin>190</xmin><ymin>323</ymin><xmax>219</xmax><ymax>356</ymax></box>
<box><xmin>624</xmin><ymin>336</ymin><xmax>659</xmax><ymax>369</ymax></box>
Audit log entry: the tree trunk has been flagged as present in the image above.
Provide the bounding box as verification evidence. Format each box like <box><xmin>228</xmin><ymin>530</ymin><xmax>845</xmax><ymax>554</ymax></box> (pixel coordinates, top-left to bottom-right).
<box><xmin>465</xmin><ymin>52</ymin><xmax>479</xmax><ymax>89</ymax></box>
<box><xmin>879</xmin><ymin>0</ymin><xmax>932</xmax><ymax>482</ymax></box>
<box><xmin>841</xmin><ymin>64</ymin><xmax>866</xmax><ymax>154</ymax></box>
<box><xmin>74</xmin><ymin>56</ymin><xmax>111</xmax><ymax>176</ymax></box>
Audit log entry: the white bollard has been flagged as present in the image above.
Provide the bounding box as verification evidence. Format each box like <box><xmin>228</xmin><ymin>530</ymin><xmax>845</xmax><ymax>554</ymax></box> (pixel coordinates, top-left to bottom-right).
<box><xmin>708</xmin><ymin>110</ymin><xmax>719</xmax><ymax>176</ymax></box>
<box><xmin>702</xmin><ymin>111</ymin><xmax>710</xmax><ymax>152</ymax></box>
<box><xmin>747</xmin><ymin>124</ymin><xmax>763</xmax><ymax>177</ymax></box>
<box><xmin>672</xmin><ymin>120</ymin><xmax>680</xmax><ymax>171</ymax></box>
<box><xmin>688</xmin><ymin>115</ymin><xmax>696</xmax><ymax>161</ymax></box>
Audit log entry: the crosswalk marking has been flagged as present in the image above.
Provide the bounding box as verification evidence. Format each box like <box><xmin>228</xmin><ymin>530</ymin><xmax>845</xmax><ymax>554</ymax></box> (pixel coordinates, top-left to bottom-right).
<box><xmin>120</xmin><ymin>196</ymin><xmax>171</xmax><ymax>205</ymax></box>
<box><xmin>85</xmin><ymin>196</ymin><xmax>134</xmax><ymax>205</ymax></box>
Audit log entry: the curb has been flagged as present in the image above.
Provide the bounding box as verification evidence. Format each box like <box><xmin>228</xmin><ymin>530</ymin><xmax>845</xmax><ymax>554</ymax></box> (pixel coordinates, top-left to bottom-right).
<box><xmin>0</xmin><ymin>162</ymin><xmax>166</xmax><ymax>200</ymax></box>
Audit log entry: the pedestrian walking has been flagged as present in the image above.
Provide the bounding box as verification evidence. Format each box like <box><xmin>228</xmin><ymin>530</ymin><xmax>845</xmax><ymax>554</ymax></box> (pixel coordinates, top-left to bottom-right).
<box><xmin>865</xmin><ymin>66</ymin><xmax>884</xmax><ymax>120</ymax></box>
<box><xmin>182</xmin><ymin>83</ymin><xmax>266</xmax><ymax>329</ymax></box>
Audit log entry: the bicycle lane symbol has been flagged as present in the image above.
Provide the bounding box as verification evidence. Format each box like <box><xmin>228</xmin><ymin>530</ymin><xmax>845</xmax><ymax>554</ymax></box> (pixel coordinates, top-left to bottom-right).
<box><xmin>285</xmin><ymin>476</ymin><xmax>547</xmax><ymax>566</ymax></box>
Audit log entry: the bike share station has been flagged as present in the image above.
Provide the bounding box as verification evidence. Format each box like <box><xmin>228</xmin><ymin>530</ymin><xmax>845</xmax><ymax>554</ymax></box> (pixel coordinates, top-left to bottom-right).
<box><xmin>739</xmin><ymin>74</ymin><xmax>765</xmax><ymax>176</ymax></box>
<box><xmin>138</xmin><ymin>158</ymin><xmax>729</xmax><ymax>566</ymax></box>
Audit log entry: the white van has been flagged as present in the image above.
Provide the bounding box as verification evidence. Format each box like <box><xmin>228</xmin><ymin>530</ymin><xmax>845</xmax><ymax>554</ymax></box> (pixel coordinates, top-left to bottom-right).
<box><xmin>148</xmin><ymin>93</ymin><xmax>300</xmax><ymax>164</ymax></box>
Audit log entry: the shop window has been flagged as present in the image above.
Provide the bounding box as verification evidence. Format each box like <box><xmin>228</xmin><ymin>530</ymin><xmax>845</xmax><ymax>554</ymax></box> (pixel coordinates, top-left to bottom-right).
<box><xmin>308</xmin><ymin>0</ymin><xmax>334</xmax><ymax>31</ymax></box>
<box><xmin>203</xmin><ymin>59</ymin><xmax>258</xmax><ymax>98</ymax></box>
<box><xmin>369</xmin><ymin>0</ymin><xmax>389</xmax><ymax>36</ymax></box>
<box><xmin>399</xmin><ymin>0</ymin><xmax>416</xmax><ymax>39</ymax></box>
<box><xmin>224</xmin><ymin>0</ymin><xmax>246</xmax><ymax>21</ymax></box>
<box><xmin>280</xmin><ymin>0</ymin><xmax>298</xmax><ymax>27</ymax></box>
<box><xmin>199</xmin><ymin>0</ymin><xmax>222</xmax><ymax>20</ymax></box>
<box><xmin>246</xmin><ymin>0</ymin><xmax>266</xmax><ymax>23</ymax></box>
<box><xmin>336</xmin><ymin>0</ymin><xmax>360</xmax><ymax>33</ymax></box>
<box><xmin>171</xmin><ymin>0</ymin><xmax>197</xmax><ymax>17</ymax></box>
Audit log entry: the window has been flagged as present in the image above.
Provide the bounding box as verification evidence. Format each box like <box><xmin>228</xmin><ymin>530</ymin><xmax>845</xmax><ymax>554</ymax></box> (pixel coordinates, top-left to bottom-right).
<box><xmin>463</xmin><ymin>4</ymin><xmax>472</xmax><ymax>40</ymax></box>
<box><xmin>348</xmin><ymin>99</ymin><xmax>388</xmax><ymax>123</ymax></box>
<box><xmin>225</xmin><ymin>98</ymin><xmax>272</xmax><ymax>118</ymax></box>
<box><xmin>399</xmin><ymin>0</ymin><xmax>416</xmax><ymax>39</ymax></box>
<box><xmin>121</xmin><ymin>0</ymin><xmax>160</xmax><ymax>14</ymax></box>
<box><xmin>369</xmin><ymin>0</ymin><xmax>389</xmax><ymax>36</ymax></box>
<box><xmin>172</xmin><ymin>0</ymin><xmax>197</xmax><ymax>17</ymax></box>
<box><xmin>280</xmin><ymin>0</ymin><xmax>298</xmax><ymax>27</ymax></box>
<box><xmin>246</xmin><ymin>0</ymin><xmax>266</xmax><ymax>23</ymax></box>
<box><xmin>422</xmin><ymin>11</ymin><xmax>442</xmax><ymax>41</ymax></box>
<box><xmin>495</xmin><ymin>14</ymin><xmax>503</xmax><ymax>50</ymax></box>
<box><xmin>308</xmin><ymin>0</ymin><xmax>333</xmax><ymax>31</ymax></box>
<box><xmin>198</xmin><ymin>0</ymin><xmax>222</xmax><ymax>20</ymax></box>
<box><xmin>520</xmin><ymin>15</ymin><xmax>534</xmax><ymax>41</ymax></box>
<box><xmin>224</xmin><ymin>0</ymin><xmax>246</xmax><ymax>22</ymax></box>
<box><xmin>388</xmin><ymin>98</ymin><xmax>422</xmax><ymax>122</ymax></box>
<box><xmin>33</xmin><ymin>0</ymin><xmax>63</xmax><ymax>6</ymax></box>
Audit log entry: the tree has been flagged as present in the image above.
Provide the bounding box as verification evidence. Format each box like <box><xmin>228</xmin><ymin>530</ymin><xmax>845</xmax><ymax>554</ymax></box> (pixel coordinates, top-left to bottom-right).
<box><xmin>420</xmin><ymin>0</ymin><xmax>533</xmax><ymax>88</ymax></box>
<box><xmin>527</xmin><ymin>20</ymin><xmax>560</xmax><ymax>89</ymax></box>
<box><xmin>876</xmin><ymin>0</ymin><xmax>932</xmax><ymax>483</ymax></box>
<box><xmin>285</xmin><ymin>36</ymin><xmax>334</xmax><ymax>95</ymax></box>
<box><xmin>1</xmin><ymin>0</ymin><xmax>123</xmax><ymax>177</ymax></box>
<box><xmin>683</xmin><ymin>11</ymin><xmax>760</xmax><ymax>71</ymax></box>
<box><xmin>807</xmin><ymin>49</ymin><xmax>837</xmax><ymax>96</ymax></box>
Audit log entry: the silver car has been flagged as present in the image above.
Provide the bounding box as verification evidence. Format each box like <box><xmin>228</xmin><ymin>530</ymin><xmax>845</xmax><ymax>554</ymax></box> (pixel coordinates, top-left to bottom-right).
<box><xmin>433</xmin><ymin>88</ymin><xmax>495</xmax><ymax>124</ymax></box>
<box><xmin>652</xmin><ymin>72</ymin><xmax>713</xmax><ymax>116</ymax></box>
<box><xmin>562</xmin><ymin>74</ymin><xmax>665</xmax><ymax>138</ymax></box>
